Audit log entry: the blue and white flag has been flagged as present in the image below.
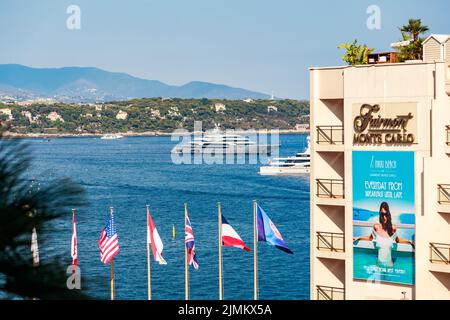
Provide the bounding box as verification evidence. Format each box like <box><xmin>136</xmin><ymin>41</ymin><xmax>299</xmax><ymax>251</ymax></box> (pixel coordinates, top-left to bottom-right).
<box><xmin>257</xmin><ymin>204</ymin><xmax>293</xmax><ymax>254</ymax></box>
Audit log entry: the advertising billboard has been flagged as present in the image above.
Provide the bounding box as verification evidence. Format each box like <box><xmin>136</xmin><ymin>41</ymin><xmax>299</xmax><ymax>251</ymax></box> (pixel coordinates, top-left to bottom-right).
<box><xmin>353</xmin><ymin>151</ymin><xmax>415</xmax><ymax>285</ymax></box>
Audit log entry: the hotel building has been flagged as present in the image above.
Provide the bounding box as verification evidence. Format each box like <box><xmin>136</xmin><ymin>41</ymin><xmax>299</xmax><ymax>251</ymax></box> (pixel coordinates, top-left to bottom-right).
<box><xmin>310</xmin><ymin>35</ymin><xmax>450</xmax><ymax>300</ymax></box>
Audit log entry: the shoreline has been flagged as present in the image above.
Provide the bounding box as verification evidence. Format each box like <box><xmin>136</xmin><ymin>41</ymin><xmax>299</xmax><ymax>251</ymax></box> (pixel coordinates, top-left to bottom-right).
<box><xmin>3</xmin><ymin>129</ymin><xmax>310</xmax><ymax>139</ymax></box>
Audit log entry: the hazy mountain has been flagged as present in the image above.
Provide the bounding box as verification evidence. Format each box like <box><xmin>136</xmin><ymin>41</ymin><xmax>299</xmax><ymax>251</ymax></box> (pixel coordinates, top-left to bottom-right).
<box><xmin>0</xmin><ymin>64</ymin><xmax>270</xmax><ymax>102</ymax></box>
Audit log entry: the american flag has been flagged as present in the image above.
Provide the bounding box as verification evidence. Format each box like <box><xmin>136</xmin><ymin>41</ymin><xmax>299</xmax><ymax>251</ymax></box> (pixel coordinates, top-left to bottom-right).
<box><xmin>185</xmin><ymin>215</ymin><xmax>199</xmax><ymax>269</ymax></box>
<box><xmin>98</xmin><ymin>213</ymin><xmax>119</xmax><ymax>264</ymax></box>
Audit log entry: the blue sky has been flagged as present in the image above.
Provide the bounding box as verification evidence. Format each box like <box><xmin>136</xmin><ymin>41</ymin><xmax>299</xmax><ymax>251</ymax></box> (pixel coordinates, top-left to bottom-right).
<box><xmin>0</xmin><ymin>0</ymin><xmax>449</xmax><ymax>99</ymax></box>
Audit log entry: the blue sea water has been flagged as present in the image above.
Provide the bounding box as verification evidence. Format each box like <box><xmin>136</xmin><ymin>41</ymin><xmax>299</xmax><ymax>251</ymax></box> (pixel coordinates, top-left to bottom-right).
<box><xmin>24</xmin><ymin>134</ymin><xmax>310</xmax><ymax>300</ymax></box>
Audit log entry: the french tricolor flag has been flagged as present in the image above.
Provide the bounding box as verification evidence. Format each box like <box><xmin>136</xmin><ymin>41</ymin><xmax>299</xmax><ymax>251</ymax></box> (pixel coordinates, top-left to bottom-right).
<box><xmin>221</xmin><ymin>215</ymin><xmax>250</xmax><ymax>251</ymax></box>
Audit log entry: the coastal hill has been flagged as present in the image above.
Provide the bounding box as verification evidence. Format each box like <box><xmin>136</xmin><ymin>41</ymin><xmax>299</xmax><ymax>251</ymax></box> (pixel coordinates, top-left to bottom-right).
<box><xmin>0</xmin><ymin>64</ymin><xmax>271</xmax><ymax>102</ymax></box>
<box><xmin>0</xmin><ymin>98</ymin><xmax>309</xmax><ymax>135</ymax></box>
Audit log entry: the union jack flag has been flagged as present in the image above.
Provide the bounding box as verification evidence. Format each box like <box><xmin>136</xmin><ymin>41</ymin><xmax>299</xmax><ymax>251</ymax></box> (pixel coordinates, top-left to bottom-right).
<box><xmin>185</xmin><ymin>215</ymin><xmax>199</xmax><ymax>270</ymax></box>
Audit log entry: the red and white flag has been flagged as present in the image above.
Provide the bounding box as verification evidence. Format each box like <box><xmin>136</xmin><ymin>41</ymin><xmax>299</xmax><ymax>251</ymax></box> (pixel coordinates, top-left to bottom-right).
<box><xmin>221</xmin><ymin>215</ymin><xmax>250</xmax><ymax>251</ymax></box>
<box><xmin>147</xmin><ymin>208</ymin><xmax>167</xmax><ymax>265</ymax></box>
<box><xmin>31</xmin><ymin>227</ymin><xmax>40</xmax><ymax>267</ymax></box>
<box><xmin>71</xmin><ymin>211</ymin><xmax>78</xmax><ymax>266</ymax></box>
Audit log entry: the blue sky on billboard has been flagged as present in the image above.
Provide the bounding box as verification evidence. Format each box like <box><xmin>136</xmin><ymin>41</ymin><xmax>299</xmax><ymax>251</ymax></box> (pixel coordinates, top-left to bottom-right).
<box><xmin>352</xmin><ymin>151</ymin><xmax>415</xmax><ymax>215</ymax></box>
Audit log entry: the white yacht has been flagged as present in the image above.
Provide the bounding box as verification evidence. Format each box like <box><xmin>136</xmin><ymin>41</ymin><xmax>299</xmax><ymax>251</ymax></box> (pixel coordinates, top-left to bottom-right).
<box><xmin>100</xmin><ymin>133</ymin><xmax>124</xmax><ymax>140</ymax></box>
<box><xmin>171</xmin><ymin>129</ymin><xmax>279</xmax><ymax>155</ymax></box>
<box><xmin>259</xmin><ymin>137</ymin><xmax>310</xmax><ymax>176</ymax></box>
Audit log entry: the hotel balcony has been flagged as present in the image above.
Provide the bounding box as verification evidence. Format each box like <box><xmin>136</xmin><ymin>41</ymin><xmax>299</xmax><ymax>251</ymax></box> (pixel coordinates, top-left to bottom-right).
<box><xmin>316</xmin><ymin>126</ymin><xmax>344</xmax><ymax>152</ymax></box>
<box><xmin>429</xmin><ymin>243</ymin><xmax>450</xmax><ymax>273</ymax></box>
<box><xmin>316</xmin><ymin>231</ymin><xmax>345</xmax><ymax>260</ymax></box>
<box><xmin>315</xmin><ymin>179</ymin><xmax>345</xmax><ymax>206</ymax></box>
<box><xmin>437</xmin><ymin>184</ymin><xmax>450</xmax><ymax>213</ymax></box>
<box><xmin>316</xmin><ymin>285</ymin><xmax>345</xmax><ymax>300</ymax></box>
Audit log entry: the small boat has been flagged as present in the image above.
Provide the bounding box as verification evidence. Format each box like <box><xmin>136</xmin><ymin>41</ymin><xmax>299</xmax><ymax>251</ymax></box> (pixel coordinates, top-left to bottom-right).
<box><xmin>100</xmin><ymin>134</ymin><xmax>124</xmax><ymax>140</ymax></box>
<box><xmin>259</xmin><ymin>136</ymin><xmax>310</xmax><ymax>176</ymax></box>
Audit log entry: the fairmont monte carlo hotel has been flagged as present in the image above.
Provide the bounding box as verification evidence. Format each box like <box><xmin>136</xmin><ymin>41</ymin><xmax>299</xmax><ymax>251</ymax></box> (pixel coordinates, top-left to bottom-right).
<box><xmin>310</xmin><ymin>34</ymin><xmax>450</xmax><ymax>300</ymax></box>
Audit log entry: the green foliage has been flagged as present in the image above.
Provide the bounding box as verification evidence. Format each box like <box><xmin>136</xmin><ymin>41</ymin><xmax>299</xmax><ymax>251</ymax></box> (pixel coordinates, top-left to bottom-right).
<box><xmin>400</xmin><ymin>18</ymin><xmax>429</xmax><ymax>42</ymax></box>
<box><xmin>0</xmin><ymin>136</ymin><xmax>88</xmax><ymax>299</ymax></box>
<box><xmin>396</xmin><ymin>19</ymin><xmax>429</xmax><ymax>61</ymax></box>
<box><xmin>3</xmin><ymin>98</ymin><xmax>310</xmax><ymax>134</ymax></box>
<box><xmin>338</xmin><ymin>39</ymin><xmax>375</xmax><ymax>65</ymax></box>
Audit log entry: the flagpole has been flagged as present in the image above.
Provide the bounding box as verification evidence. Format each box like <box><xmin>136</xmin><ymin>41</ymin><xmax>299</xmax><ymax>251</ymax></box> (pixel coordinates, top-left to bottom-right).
<box><xmin>146</xmin><ymin>205</ymin><xmax>152</xmax><ymax>300</ymax></box>
<box><xmin>184</xmin><ymin>203</ymin><xmax>189</xmax><ymax>300</ymax></box>
<box><xmin>218</xmin><ymin>202</ymin><xmax>223</xmax><ymax>300</ymax></box>
<box><xmin>109</xmin><ymin>206</ymin><xmax>115</xmax><ymax>301</ymax></box>
<box><xmin>72</xmin><ymin>208</ymin><xmax>76</xmax><ymax>274</ymax></box>
<box><xmin>253</xmin><ymin>200</ymin><xmax>258</xmax><ymax>300</ymax></box>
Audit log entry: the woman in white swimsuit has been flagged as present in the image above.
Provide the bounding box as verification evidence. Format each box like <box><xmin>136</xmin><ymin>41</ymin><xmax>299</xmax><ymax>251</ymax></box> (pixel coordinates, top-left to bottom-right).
<box><xmin>354</xmin><ymin>202</ymin><xmax>414</xmax><ymax>267</ymax></box>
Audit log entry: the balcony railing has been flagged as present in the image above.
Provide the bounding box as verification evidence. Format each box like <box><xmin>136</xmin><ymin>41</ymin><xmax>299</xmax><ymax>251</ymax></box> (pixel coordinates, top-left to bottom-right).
<box><xmin>316</xmin><ymin>285</ymin><xmax>345</xmax><ymax>300</ymax></box>
<box><xmin>438</xmin><ymin>184</ymin><xmax>450</xmax><ymax>204</ymax></box>
<box><xmin>430</xmin><ymin>243</ymin><xmax>450</xmax><ymax>264</ymax></box>
<box><xmin>316</xmin><ymin>179</ymin><xmax>344</xmax><ymax>199</ymax></box>
<box><xmin>446</xmin><ymin>126</ymin><xmax>450</xmax><ymax>146</ymax></box>
<box><xmin>317</xmin><ymin>126</ymin><xmax>344</xmax><ymax>145</ymax></box>
<box><xmin>317</xmin><ymin>232</ymin><xmax>345</xmax><ymax>252</ymax></box>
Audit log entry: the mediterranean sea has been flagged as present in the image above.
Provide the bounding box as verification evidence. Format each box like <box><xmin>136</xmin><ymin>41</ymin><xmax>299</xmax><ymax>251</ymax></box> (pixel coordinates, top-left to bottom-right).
<box><xmin>25</xmin><ymin>134</ymin><xmax>310</xmax><ymax>300</ymax></box>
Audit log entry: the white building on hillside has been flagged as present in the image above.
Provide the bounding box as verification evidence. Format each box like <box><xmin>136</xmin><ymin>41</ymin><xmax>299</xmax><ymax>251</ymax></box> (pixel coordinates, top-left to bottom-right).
<box><xmin>47</xmin><ymin>112</ymin><xmax>64</xmax><ymax>122</ymax></box>
<box><xmin>0</xmin><ymin>108</ymin><xmax>13</xmax><ymax>120</ymax></box>
<box><xmin>214</xmin><ymin>103</ymin><xmax>226</xmax><ymax>112</ymax></box>
<box><xmin>267</xmin><ymin>105</ymin><xmax>278</xmax><ymax>113</ymax></box>
<box><xmin>116</xmin><ymin>110</ymin><xmax>128</xmax><ymax>120</ymax></box>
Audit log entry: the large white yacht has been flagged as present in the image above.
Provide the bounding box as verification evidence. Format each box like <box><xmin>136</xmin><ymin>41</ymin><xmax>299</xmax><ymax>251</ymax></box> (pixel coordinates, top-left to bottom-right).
<box><xmin>259</xmin><ymin>136</ymin><xmax>310</xmax><ymax>176</ymax></box>
<box><xmin>171</xmin><ymin>129</ymin><xmax>279</xmax><ymax>155</ymax></box>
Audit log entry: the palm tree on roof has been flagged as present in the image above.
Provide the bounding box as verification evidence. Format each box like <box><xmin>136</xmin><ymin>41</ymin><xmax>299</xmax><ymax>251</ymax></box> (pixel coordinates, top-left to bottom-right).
<box><xmin>400</xmin><ymin>18</ymin><xmax>429</xmax><ymax>42</ymax></box>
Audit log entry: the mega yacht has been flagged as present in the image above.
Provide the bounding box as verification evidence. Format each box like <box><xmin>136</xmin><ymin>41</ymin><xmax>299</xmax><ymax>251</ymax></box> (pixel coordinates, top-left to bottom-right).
<box><xmin>171</xmin><ymin>129</ymin><xmax>279</xmax><ymax>155</ymax></box>
<box><xmin>259</xmin><ymin>137</ymin><xmax>310</xmax><ymax>176</ymax></box>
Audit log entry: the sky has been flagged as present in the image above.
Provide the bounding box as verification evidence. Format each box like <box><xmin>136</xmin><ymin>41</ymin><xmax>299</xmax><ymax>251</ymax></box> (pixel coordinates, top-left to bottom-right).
<box><xmin>0</xmin><ymin>0</ymin><xmax>449</xmax><ymax>99</ymax></box>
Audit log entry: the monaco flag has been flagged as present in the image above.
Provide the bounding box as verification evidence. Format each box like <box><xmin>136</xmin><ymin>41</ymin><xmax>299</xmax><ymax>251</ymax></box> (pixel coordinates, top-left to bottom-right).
<box><xmin>71</xmin><ymin>211</ymin><xmax>78</xmax><ymax>266</ymax></box>
<box><xmin>147</xmin><ymin>208</ymin><xmax>167</xmax><ymax>265</ymax></box>
<box><xmin>221</xmin><ymin>215</ymin><xmax>250</xmax><ymax>251</ymax></box>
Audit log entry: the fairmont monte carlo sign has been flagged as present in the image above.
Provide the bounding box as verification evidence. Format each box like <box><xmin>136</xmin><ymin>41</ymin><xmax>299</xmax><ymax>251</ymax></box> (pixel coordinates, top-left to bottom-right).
<box><xmin>353</xmin><ymin>103</ymin><xmax>416</xmax><ymax>145</ymax></box>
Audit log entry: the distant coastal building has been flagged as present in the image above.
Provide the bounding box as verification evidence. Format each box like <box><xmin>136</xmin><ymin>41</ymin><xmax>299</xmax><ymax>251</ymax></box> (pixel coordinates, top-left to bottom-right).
<box><xmin>116</xmin><ymin>110</ymin><xmax>128</xmax><ymax>120</ymax></box>
<box><xmin>17</xmin><ymin>101</ymin><xmax>33</xmax><ymax>107</ymax></box>
<box><xmin>214</xmin><ymin>103</ymin><xmax>226</xmax><ymax>112</ymax></box>
<box><xmin>267</xmin><ymin>105</ymin><xmax>278</xmax><ymax>113</ymax></box>
<box><xmin>17</xmin><ymin>98</ymin><xmax>56</xmax><ymax>106</ymax></box>
<box><xmin>243</xmin><ymin>98</ymin><xmax>254</xmax><ymax>103</ymax></box>
<box><xmin>150</xmin><ymin>109</ymin><xmax>161</xmax><ymax>118</ymax></box>
<box><xmin>21</xmin><ymin>110</ymin><xmax>33</xmax><ymax>123</ymax></box>
<box><xmin>0</xmin><ymin>95</ymin><xmax>16</xmax><ymax>104</ymax></box>
<box><xmin>168</xmin><ymin>107</ymin><xmax>180</xmax><ymax>117</ymax></box>
<box><xmin>310</xmin><ymin>34</ymin><xmax>450</xmax><ymax>300</ymax></box>
<box><xmin>295</xmin><ymin>123</ymin><xmax>309</xmax><ymax>132</ymax></box>
<box><xmin>0</xmin><ymin>108</ymin><xmax>13</xmax><ymax>120</ymax></box>
<box><xmin>47</xmin><ymin>111</ymin><xmax>64</xmax><ymax>122</ymax></box>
